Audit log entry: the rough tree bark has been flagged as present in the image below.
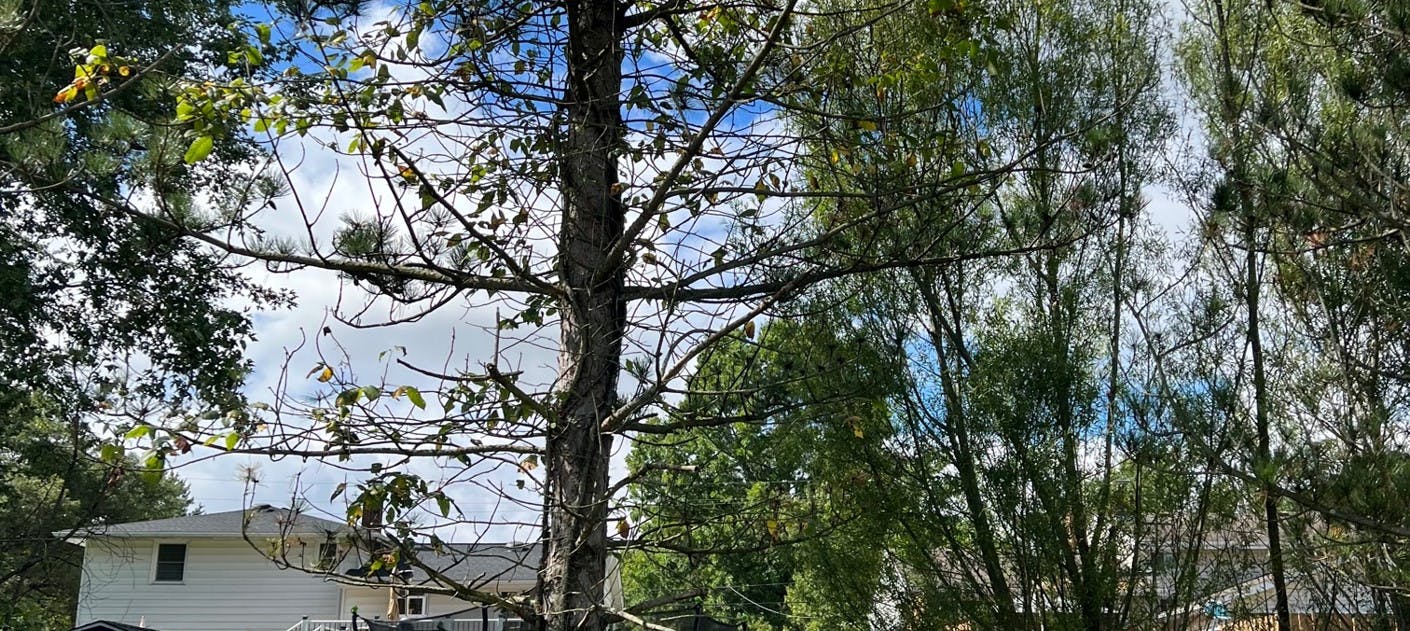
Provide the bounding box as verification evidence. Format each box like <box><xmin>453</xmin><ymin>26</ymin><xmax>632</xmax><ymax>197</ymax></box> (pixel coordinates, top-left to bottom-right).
<box><xmin>542</xmin><ymin>2</ymin><xmax>625</xmax><ymax>630</ymax></box>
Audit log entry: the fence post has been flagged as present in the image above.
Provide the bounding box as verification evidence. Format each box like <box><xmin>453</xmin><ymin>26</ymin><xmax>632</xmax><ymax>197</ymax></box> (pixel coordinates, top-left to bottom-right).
<box><xmin>300</xmin><ymin>615</ymin><xmax>310</xmax><ymax>631</ymax></box>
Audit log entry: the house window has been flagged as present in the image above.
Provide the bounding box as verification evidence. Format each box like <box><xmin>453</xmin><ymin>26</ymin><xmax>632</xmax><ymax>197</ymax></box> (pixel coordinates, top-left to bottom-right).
<box><xmin>153</xmin><ymin>543</ymin><xmax>186</xmax><ymax>582</ymax></box>
<box><xmin>397</xmin><ymin>594</ymin><xmax>427</xmax><ymax>617</ymax></box>
<box><xmin>316</xmin><ymin>542</ymin><xmax>338</xmax><ymax>571</ymax></box>
<box><xmin>1151</xmin><ymin>551</ymin><xmax>1176</xmax><ymax>572</ymax></box>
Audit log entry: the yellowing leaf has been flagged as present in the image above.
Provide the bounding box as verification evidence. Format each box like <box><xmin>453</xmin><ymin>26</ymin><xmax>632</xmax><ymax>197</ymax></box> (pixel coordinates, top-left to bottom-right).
<box><xmin>53</xmin><ymin>85</ymin><xmax>78</xmax><ymax>104</ymax></box>
<box><xmin>766</xmin><ymin>519</ymin><xmax>779</xmax><ymax>539</ymax></box>
<box><xmin>846</xmin><ymin>415</ymin><xmax>864</xmax><ymax>438</ymax></box>
<box><xmin>89</xmin><ymin>44</ymin><xmax>108</xmax><ymax>60</ymax></box>
<box><xmin>743</xmin><ymin>320</ymin><xmax>755</xmax><ymax>339</ymax></box>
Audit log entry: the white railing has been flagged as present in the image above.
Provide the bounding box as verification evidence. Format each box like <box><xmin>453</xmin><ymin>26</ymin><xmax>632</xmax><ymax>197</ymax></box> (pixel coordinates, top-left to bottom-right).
<box><xmin>286</xmin><ymin>617</ymin><xmax>524</xmax><ymax>631</ymax></box>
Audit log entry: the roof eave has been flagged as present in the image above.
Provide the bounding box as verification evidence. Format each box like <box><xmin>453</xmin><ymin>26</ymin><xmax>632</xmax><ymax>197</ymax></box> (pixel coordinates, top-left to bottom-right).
<box><xmin>66</xmin><ymin>529</ymin><xmax>348</xmax><ymax>540</ymax></box>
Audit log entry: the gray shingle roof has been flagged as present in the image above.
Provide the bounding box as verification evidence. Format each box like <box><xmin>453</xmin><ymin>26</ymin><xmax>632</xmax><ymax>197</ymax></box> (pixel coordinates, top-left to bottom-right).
<box><xmin>349</xmin><ymin>542</ymin><xmax>541</xmax><ymax>586</ymax></box>
<box><xmin>76</xmin><ymin>505</ymin><xmax>350</xmax><ymax>538</ymax></box>
<box><xmin>73</xmin><ymin>620</ymin><xmax>163</xmax><ymax>631</ymax></box>
<box><xmin>416</xmin><ymin>542</ymin><xmax>541</xmax><ymax>585</ymax></box>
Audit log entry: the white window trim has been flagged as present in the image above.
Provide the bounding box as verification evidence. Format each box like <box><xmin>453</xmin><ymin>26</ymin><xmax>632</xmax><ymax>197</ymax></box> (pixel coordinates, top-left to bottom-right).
<box><xmin>314</xmin><ymin>541</ymin><xmax>339</xmax><ymax>572</ymax></box>
<box><xmin>150</xmin><ymin>540</ymin><xmax>189</xmax><ymax>585</ymax></box>
<box><xmin>397</xmin><ymin>593</ymin><xmax>428</xmax><ymax>618</ymax></box>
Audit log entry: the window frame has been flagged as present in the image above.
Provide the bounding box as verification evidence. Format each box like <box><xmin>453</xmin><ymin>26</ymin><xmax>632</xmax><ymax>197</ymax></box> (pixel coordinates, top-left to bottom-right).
<box><xmin>150</xmin><ymin>542</ymin><xmax>188</xmax><ymax>584</ymax></box>
<box><xmin>315</xmin><ymin>541</ymin><xmax>338</xmax><ymax>572</ymax></box>
<box><xmin>396</xmin><ymin>593</ymin><xmax>427</xmax><ymax>618</ymax></box>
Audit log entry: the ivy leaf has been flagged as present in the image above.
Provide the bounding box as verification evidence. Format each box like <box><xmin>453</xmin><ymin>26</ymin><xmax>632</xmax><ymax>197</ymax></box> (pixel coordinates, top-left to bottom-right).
<box><xmin>142</xmin><ymin>453</ymin><xmax>165</xmax><ymax>481</ymax></box>
<box><xmin>184</xmin><ymin>135</ymin><xmax>214</xmax><ymax>164</ymax></box>
<box><xmin>404</xmin><ymin>387</ymin><xmax>426</xmax><ymax>410</ymax></box>
<box><xmin>124</xmin><ymin>425</ymin><xmax>151</xmax><ymax>440</ymax></box>
<box><xmin>335</xmin><ymin>389</ymin><xmax>360</xmax><ymax>407</ymax></box>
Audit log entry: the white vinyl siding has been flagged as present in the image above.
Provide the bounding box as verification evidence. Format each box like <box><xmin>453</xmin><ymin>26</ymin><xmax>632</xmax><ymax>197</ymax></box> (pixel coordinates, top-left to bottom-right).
<box><xmin>340</xmin><ymin>585</ymin><xmax>532</xmax><ymax>622</ymax></box>
<box><xmin>75</xmin><ymin>537</ymin><xmax>343</xmax><ymax>631</ymax></box>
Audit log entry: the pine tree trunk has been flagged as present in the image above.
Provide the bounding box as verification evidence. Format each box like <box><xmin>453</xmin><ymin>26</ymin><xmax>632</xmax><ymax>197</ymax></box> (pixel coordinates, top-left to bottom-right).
<box><xmin>542</xmin><ymin>2</ymin><xmax>624</xmax><ymax>630</ymax></box>
<box><xmin>1246</xmin><ymin>216</ymin><xmax>1292</xmax><ymax>631</ymax></box>
<box><xmin>1209</xmin><ymin>0</ymin><xmax>1291</xmax><ymax>625</ymax></box>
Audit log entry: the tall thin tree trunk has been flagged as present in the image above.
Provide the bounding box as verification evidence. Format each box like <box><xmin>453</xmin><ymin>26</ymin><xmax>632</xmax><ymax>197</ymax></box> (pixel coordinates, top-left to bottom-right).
<box><xmin>916</xmin><ymin>276</ymin><xmax>1023</xmax><ymax>628</ymax></box>
<box><xmin>1208</xmin><ymin>0</ymin><xmax>1291</xmax><ymax>626</ymax></box>
<box><xmin>543</xmin><ymin>3</ymin><xmax>624</xmax><ymax>630</ymax></box>
<box><xmin>1246</xmin><ymin>212</ymin><xmax>1291</xmax><ymax>631</ymax></box>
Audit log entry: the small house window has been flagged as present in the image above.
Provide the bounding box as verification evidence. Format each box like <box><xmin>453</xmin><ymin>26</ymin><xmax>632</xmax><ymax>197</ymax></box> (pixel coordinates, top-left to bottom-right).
<box><xmin>1151</xmin><ymin>551</ymin><xmax>1176</xmax><ymax>572</ymax></box>
<box><xmin>316</xmin><ymin>542</ymin><xmax>338</xmax><ymax>571</ymax></box>
<box><xmin>154</xmin><ymin>543</ymin><xmax>186</xmax><ymax>582</ymax></box>
<box><xmin>397</xmin><ymin>594</ymin><xmax>426</xmax><ymax>617</ymax></box>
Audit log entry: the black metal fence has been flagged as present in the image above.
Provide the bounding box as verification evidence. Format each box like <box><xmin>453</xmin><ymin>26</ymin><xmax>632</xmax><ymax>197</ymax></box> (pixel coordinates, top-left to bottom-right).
<box><xmin>355</xmin><ymin>618</ymin><xmax>525</xmax><ymax>631</ymax></box>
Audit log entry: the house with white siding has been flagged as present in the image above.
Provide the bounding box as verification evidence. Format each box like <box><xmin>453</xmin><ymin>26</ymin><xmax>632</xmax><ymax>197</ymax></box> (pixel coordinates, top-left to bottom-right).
<box><xmin>66</xmin><ymin>505</ymin><xmax>622</xmax><ymax>631</ymax></box>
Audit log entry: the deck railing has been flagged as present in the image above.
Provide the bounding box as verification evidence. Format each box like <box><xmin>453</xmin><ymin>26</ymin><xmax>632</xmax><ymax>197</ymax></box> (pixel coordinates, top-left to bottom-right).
<box><xmin>286</xmin><ymin>617</ymin><xmax>526</xmax><ymax>631</ymax></box>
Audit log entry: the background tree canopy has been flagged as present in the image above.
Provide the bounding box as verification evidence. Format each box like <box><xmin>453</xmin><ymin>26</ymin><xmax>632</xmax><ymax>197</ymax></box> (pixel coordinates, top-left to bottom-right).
<box><xmin>8</xmin><ymin>0</ymin><xmax>1410</xmax><ymax>630</ymax></box>
<box><xmin>0</xmin><ymin>394</ymin><xmax>191</xmax><ymax>631</ymax></box>
<box><xmin>0</xmin><ymin>0</ymin><xmax>270</xmax><ymax>626</ymax></box>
